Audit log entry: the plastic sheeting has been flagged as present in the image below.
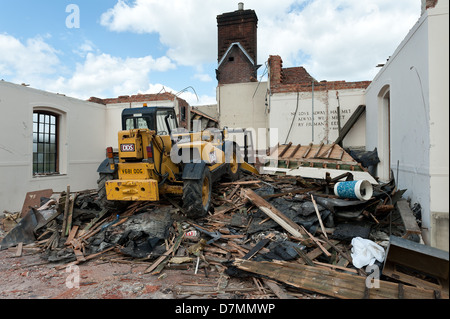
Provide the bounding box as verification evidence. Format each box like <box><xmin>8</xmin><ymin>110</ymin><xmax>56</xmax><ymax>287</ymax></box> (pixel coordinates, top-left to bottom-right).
<box><xmin>351</xmin><ymin>237</ymin><xmax>385</xmax><ymax>269</ymax></box>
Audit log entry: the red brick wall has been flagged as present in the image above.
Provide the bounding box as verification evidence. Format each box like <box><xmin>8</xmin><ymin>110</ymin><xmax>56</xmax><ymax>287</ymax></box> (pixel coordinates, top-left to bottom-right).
<box><xmin>217</xmin><ymin>9</ymin><xmax>258</xmax><ymax>64</ymax></box>
<box><xmin>268</xmin><ymin>55</ymin><xmax>371</xmax><ymax>93</ymax></box>
<box><xmin>88</xmin><ymin>92</ymin><xmax>186</xmax><ymax>105</ymax></box>
<box><xmin>269</xmin><ymin>55</ymin><xmax>283</xmax><ymax>85</ymax></box>
<box><xmin>426</xmin><ymin>0</ymin><xmax>438</xmax><ymax>9</ymax></box>
<box><xmin>217</xmin><ymin>46</ymin><xmax>257</xmax><ymax>85</ymax></box>
<box><xmin>88</xmin><ymin>93</ymin><xmax>190</xmax><ymax>128</ymax></box>
<box><xmin>217</xmin><ymin>8</ymin><xmax>258</xmax><ymax>85</ymax></box>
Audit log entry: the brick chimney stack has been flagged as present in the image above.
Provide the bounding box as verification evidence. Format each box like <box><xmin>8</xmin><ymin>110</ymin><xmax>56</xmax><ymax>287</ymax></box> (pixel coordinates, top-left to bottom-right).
<box><xmin>268</xmin><ymin>55</ymin><xmax>283</xmax><ymax>85</ymax></box>
<box><xmin>216</xmin><ymin>3</ymin><xmax>259</xmax><ymax>84</ymax></box>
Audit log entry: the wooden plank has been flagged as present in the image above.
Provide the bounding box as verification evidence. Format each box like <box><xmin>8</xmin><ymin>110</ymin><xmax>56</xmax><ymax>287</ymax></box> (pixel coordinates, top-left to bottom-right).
<box><xmin>313</xmin><ymin>142</ymin><xmax>324</xmax><ymax>158</ymax></box>
<box><xmin>326</xmin><ymin>143</ymin><xmax>336</xmax><ymax>158</ymax></box>
<box><xmin>330</xmin><ymin>172</ymin><xmax>353</xmax><ymax>183</ymax></box>
<box><xmin>279</xmin><ymin>142</ymin><xmax>292</xmax><ymax>158</ymax></box>
<box><xmin>233</xmin><ymin>259</ymin><xmax>437</xmax><ymax>299</ymax></box>
<box><xmin>278</xmin><ymin>142</ymin><xmax>358</xmax><ymax>165</ymax></box>
<box><xmin>227</xmin><ymin>185</ymin><xmax>240</xmax><ymax>200</ymax></box>
<box><xmin>205</xmin><ymin>245</ymin><xmax>230</xmax><ymax>255</ymax></box>
<box><xmin>318</xmin><ymin>143</ymin><xmax>335</xmax><ymax>158</ymax></box>
<box><xmin>396</xmin><ymin>200</ymin><xmax>421</xmax><ymax>235</ymax></box>
<box><xmin>335</xmin><ymin>105</ymin><xmax>366</xmax><ymax>145</ymax></box>
<box><xmin>74</xmin><ymin>249</ymin><xmax>86</xmax><ymax>262</ymax></box>
<box><xmin>264</xmin><ymin>280</ymin><xmax>296</xmax><ymax>299</ymax></box>
<box><xmin>294</xmin><ymin>246</ymin><xmax>315</xmax><ymax>267</ymax></box>
<box><xmin>311</xmin><ymin>195</ymin><xmax>328</xmax><ymax>239</ymax></box>
<box><xmin>65</xmin><ymin>193</ymin><xmax>77</xmax><ymax>237</ymax></box>
<box><xmin>261</xmin><ymin>187</ymin><xmax>320</xmax><ymax>200</ymax></box>
<box><xmin>243</xmin><ymin>238</ymin><xmax>271</xmax><ymax>260</ymax></box>
<box><xmin>144</xmin><ymin>232</ymin><xmax>184</xmax><ymax>274</ymax></box>
<box><xmin>267</xmin><ymin>143</ymin><xmax>280</xmax><ymax>157</ymax></box>
<box><xmin>61</xmin><ymin>185</ymin><xmax>70</xmax><ymax>237</ymax></box>
<box><xmin>37</xmin><ymin>198</ymin><xmax>57</xmax><ymax>211</ymax></box>
<box><xmin>219</xmin><ymin>180</ymin><xmax>262</xmax><ymax>186</ymax></box>
<box><xmin>270</xmin><ymin>143</ymin><xmax>362</xmax><ymax>170</ymax></box>
<box><xmin>290</xmin><ymin>144</ymin><xmax>302</xmax><ymax>158</ymax></box>
<box><xmin>336</xmin><ymin>255</ymin><xmax>350</xmax><ymax>268</ymax></box>
<box><xmin>312</xmin><ymin>260</ymin><xmax>359</xmax><ymax>274</ymax></box>
<box><xmin>55</xmin><ymin>246</ymin><xmax>116</xmax><ymax>270</ymax></box>
<box><xmin>259</xmin><ymin>207</ymin><xmax>303</xmax><ymax>238</ymax></box>
<box><xmin>242</xmin><ymin>188</ymin><xmax>307</xmax><ymax>240</ymax></box>
<box><xmin>243</xmin><ymin>189</ymin><xmax>329</xmax><ymax>257</ymax></box>
<box><xmin>228</xmin><ymin>240</ymin><xmax>249</xmax><ymax>254</ymax></box>
<box><xmin>302</xmin><ymin>143</ymin><xmax>313</xmax><ymax>158</ymax></box>
<box><xmin>79</xmin><ymin>208</ymin><xmax>109</xmax><ymax>236</ymax></box>
<box><xmin>293</xmin><ymin>158</ymin><xmax>363</xmax><ymax>166</ymax></box>
<box><xmin>15</xmin><ymin>242</ymin><xmax>23</xmax><ymax>257</ymax></box>
<box><xmin>20</xmin><ymin>189</ymin><xmax>53</xmax><ymax>217</ymax></box>
<box><xmin>296</xmin><ymin>241</ymin><xmax>336</xmax><ymax>264</ymax></box>
<box><xmin>382</xmin><ymin>262</ymin><xmax>446</xmax><ymax>293</ymax></box>
<box><xmin>65</xmin><ymin>225</ymin><xmax>79</xmax><ymax>246</ymax></box>
<box><xmin>299</xmin><ymin>225</ymin><xmax>331</xmax><ymax>257</ymax></box>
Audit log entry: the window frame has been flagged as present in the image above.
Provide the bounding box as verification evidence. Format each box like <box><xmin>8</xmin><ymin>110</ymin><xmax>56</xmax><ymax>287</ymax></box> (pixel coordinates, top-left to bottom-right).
<box><xmin>33</xmin><ymin>111</ymin><xmax>59</xmax><ymax>176</ymax></box>
<box><xmin>156</xmin><ymin>109</ymin><xmax>177</xmax><ymax>136</ymax></box>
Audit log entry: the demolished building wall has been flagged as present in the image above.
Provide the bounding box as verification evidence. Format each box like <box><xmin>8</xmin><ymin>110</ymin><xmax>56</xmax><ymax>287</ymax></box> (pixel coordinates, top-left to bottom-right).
<box><xmin>215</xmin><ymin>6</ymin><xmax>371</xmax><ymax>152</ymax></box>
<box><xmin>0</xmin><ymin>81</ymin><xmax>107</xmax><ymax>213</ymax></box>
<box><xmin>267</xmin><ymin>55</ymin><xmax>370</xmax><ymax>147</ymax></box>
<box><xmin>217</xmin><ymin>81</ymin><xmax>269</xmax><ymax>152</ymax></box>
<box><xmin>365</xmin><ymin>1</ymin><xmax>449</xmax><ymax>251</ymax></box>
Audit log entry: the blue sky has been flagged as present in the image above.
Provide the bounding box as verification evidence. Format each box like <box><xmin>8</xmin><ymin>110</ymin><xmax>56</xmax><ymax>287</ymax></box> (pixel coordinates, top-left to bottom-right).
<box><xmin>0</xmin><ymin>0</ymin><xmax>421</xmax><ymax>106</ymax></box>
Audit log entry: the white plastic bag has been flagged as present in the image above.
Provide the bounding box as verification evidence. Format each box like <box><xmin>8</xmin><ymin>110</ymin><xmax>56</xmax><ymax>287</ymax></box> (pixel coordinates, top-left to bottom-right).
<box><xmin>351</xmin><ymin>237</ymin><xmax>385</xmax><ymax>269</ymax></box>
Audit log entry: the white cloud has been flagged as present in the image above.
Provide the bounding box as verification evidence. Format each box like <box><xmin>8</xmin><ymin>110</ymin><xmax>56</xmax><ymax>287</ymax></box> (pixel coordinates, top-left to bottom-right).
<box><xmin>100</xmin><ymin>0</ymin><xmax>220</xmax><ymax>66</ymax></box>
<box><xmin>0</xmin><ymin>33</ymin><xmax>60</xmax><ymax>80</ymax></box>
<box><xmin>1</xmin><ymin>1</ymin><xmax>422</xmax><ymax>106</ymax></box>
<box><xmin>73</xmin><ymin>40</ymin><xmax>96</xmax><ymax>57</ymax></box>
<box><xmin>0</xmin><ymin>33</ymin><xmax>209</xmax><ymax>103</ymax></box>
<box><xmin>100</xmin><ymin>0</ymin><xmax>421</xmax><ymax>81</ymax></box>
<box><xmin>140</xmin><ymin>83</ymin><xmax>216</xmax><ymax>106</ymax></box>
<box><xmin>49</xmin><ymin>52</ymin><xmax>176</xmax><ymax>99</ymax></box>
<box><xmin>193</xmin><ymin>73</ymin><xmax>213</xmax><ymax>82</ymax></box>
<box><xmin>259</xmin><ymin>0</ymin><xmax>421</xmax><ymax>81</ymax></box>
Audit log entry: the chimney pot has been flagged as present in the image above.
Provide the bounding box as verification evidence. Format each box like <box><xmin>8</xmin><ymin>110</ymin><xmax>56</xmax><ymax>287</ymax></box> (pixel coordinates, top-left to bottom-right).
<box><xmin>238</xmin><ymin>2</ymin><xmax>244</xmax><ymax>10</ymax></box>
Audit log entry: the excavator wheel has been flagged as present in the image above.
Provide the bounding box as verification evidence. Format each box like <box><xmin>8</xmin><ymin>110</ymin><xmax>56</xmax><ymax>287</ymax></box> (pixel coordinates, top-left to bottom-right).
<box><xmin>182</xmin><ymin>167</ymin><xmax>212</xmax><ymax>219</ymax></box>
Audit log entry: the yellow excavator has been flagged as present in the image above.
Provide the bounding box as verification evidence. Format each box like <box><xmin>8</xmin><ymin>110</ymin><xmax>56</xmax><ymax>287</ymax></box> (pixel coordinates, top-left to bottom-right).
<box><xmin>96</xmin><ymin>104</ymin><xmax>259</xmax><ymax>218</ymax></box>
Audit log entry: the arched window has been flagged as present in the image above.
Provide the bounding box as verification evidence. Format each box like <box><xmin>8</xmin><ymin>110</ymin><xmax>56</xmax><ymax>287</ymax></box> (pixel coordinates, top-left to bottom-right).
<box><xmin>33</xmin><ymin>111</ymin><xmax>58</xmax><ymax>175</ymax></box>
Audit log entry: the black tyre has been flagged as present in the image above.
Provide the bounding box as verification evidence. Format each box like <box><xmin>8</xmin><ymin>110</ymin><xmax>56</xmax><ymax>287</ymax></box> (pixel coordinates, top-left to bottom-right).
<box><xmin>182</xmin><ymin>168</ymin><xmax>212</xmax><ymax>219</ymax></box>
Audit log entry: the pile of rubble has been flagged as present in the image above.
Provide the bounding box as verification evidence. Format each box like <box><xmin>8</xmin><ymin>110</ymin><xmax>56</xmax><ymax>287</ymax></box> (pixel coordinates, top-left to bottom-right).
<box><xmin>0</xmin><ymin>168</ymin><xmax>448</xmax><ymax>299</ymax></box>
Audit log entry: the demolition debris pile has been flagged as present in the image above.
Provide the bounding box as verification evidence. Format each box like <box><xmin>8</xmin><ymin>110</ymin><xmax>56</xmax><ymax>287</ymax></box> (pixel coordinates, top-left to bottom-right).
<box><xmin>1</xmin><ymin>161</ymin><xmax>448</xmax><ymax>299</ymax></box>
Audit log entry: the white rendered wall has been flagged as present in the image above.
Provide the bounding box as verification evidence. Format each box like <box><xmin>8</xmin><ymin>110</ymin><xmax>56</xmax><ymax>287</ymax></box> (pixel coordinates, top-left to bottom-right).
<box><xmin>427</xmin><ymin>2</ymin><xmax>449</xmax><ymax>250</ymax></box>
<box><xmin>217</xmin><ymin>82</ymin><xmax>269</xmax><ymax>152</ymax></box>
<box><xmin>0</xmin><ymin>81</ymin><xmax>106</xmax><ymax>212</ymax></box>
<box><xmin>269</xmin><ymin>88</ymin><xmax>366</xmax><ymax>147</ymax></box>
<box><xmin>366</xmin><ymin>2</ymin><xmax>449</xmax><ymax>249</ymax></box>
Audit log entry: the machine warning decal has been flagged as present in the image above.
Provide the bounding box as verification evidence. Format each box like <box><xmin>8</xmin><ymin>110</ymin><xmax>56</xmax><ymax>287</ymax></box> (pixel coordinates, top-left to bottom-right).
<box><xmin>121</xmin><ymin>144</ymin><xmax>135</xmax><ymax>152</ymax></box>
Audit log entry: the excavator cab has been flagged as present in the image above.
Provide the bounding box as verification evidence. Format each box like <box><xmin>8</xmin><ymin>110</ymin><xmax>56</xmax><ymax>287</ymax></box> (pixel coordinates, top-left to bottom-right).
<box><xmin>97</xmin><ymin>104</ymin><xmax>259</xmax><ymax>219</ymax></box>
<box><xmin>121</xmin><ymin>106</ymin><xmax>178</xmax><ymax>136</ymax></box>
